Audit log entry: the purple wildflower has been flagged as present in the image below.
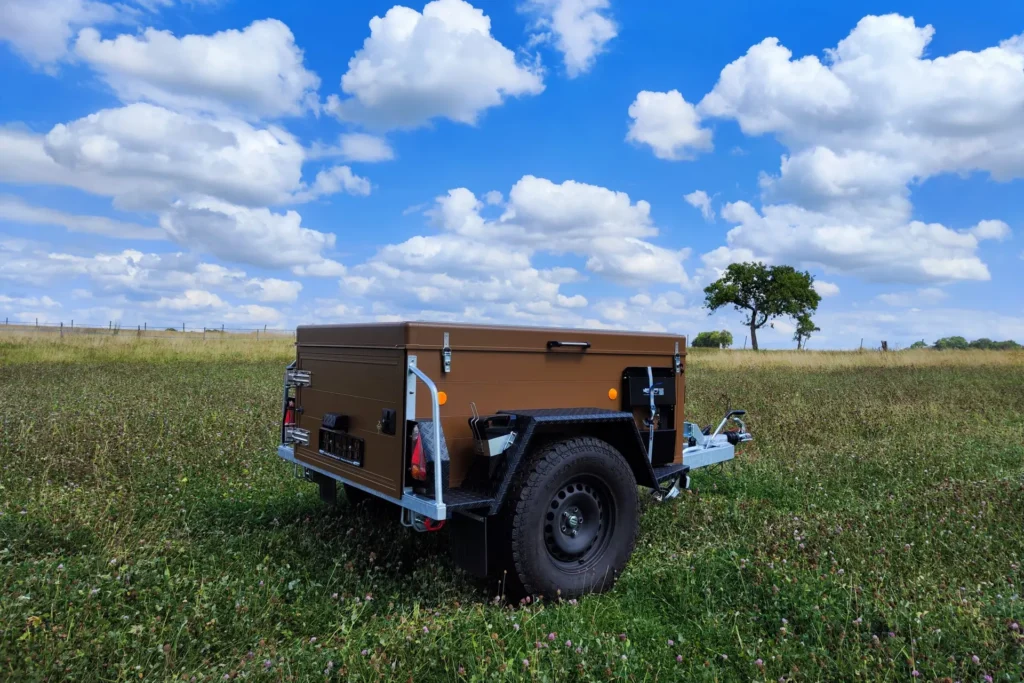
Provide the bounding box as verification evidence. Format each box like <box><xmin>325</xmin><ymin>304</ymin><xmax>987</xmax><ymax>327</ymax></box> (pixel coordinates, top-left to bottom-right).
<box><xmin>458</xmin><ymin>666</ymin><xmax>465</xmax><ymax>675</ymax></box>
<box><xmin>361</xmin><ymin>649</ymin><xmax>369</xmax><ymax>656</ymax></box>
<box><xmin>984</xmin><ymin>676</ymin><xmax>993</xmax><ymax>683</ymax></box>
<box><xmin>513</xmin><ymin>623</ymin><xmax>520</xmax><ymax>631</ymax></box>
<box><xmin>263</xmin><ymin>660</ymin><xmax>272</xmax><ymax>670</ymax></box>
<box><xmin>676</xmin><ymin>655</ymin><xmax>683</xmax><ymax>663</ymax></box>
<box><xmin>911</xmin><ymin>670</ymin><xmax>919</xmax><ymax>678</ymax></box>
<box><xmin>618</xmin><ymin>633</ymin><xmax>627</xmax><ymax>641</ymax></box>
<box><xmin>667</xmin><ymin>639</ymin><xmax>674</xmax><ymax>646</ymax></box>
<box><xmin>522</xmin><ymin>659</ymin><xmax>530</xmax><ymax>668</ymax></box>
<box><xmin>755</xmin><ymin>658</ymin><xmax>764</xmax><ymax>668</ymax></box>
<box><xmin>548</xmin><ymin>632</ymin><xmax>556</xmax><ymax>641</ymax></box>
<box><xmin>565</xmin><ymin>640</ymin><xmax>572</xmax><ymax>647</ymax></box>
<box><xmin>423</xmin><ymin>626</ymin><xmax>429</xmax><ymax>634</ymax></box>
<box><xmin>972</xmin><ymin>655</ymin><xmax>981</xmax><ymax>665</ymax></box>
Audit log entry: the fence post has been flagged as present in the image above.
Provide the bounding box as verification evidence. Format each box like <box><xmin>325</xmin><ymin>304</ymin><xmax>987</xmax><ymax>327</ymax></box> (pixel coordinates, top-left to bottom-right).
<box><xmin>144</xmin><ymin>322</ymin><xmax>147</xmax><ymax>332</ymax></box>
<box><xmin>60</xmin><ymin>322</ymin><xmax>63</xmax><ymax>338</ymax></box>
<box><xmin>256</xmin><ymin>329</ymin><xmax>259</xmax><ymax>341</ymax></box>
<box><xmin>182</xmin><ymin>322</ymin><xmax>185</xmax><ymax>332</ymax></box>
<box><xmin>222</xmin><ymin>324</ymin><xmax>225</xmax><ymax>333</ymax></box>
<box><xmin>35</xmin><ymin>318</ymin><xmax>38</xmax><ymax>328</ymax></box>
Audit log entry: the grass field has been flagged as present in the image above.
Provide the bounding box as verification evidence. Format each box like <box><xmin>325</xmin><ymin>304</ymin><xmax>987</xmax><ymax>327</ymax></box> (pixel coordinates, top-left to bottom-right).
<box><xmin>1</xmin><ymin>335</ymin><xmax>1022</xmax><ymax>682</ymax></box>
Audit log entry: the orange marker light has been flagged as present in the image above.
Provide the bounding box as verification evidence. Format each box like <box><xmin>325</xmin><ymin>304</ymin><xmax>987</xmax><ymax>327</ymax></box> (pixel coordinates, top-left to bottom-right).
<box><xmin>437</xmin><ymin>391</ymin><xmax>448</xmax><ymax>406</ymax></box>
<box><xmin>608</xmin><ymin>388</ymin><xmax>618</xmax><ymax>400</ymax></box>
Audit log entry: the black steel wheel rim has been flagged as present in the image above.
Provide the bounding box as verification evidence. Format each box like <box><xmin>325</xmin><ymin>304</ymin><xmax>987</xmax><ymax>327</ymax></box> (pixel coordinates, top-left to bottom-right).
<box><xmin>543</xmin><ymin>476</ymin><xmax>614</xmax><ymax>567</ymax></box>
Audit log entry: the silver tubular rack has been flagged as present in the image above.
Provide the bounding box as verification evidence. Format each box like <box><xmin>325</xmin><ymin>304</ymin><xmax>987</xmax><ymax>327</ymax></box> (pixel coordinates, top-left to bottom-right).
<box><xmin>405</xmin><ymin>356</ymin><xmax>446</xmax><ymax>521</ymax></box>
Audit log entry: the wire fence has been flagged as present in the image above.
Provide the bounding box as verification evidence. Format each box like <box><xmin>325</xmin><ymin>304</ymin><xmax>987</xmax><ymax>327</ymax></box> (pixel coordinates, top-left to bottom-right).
<box><xmin>0</xmin><ymin>318</ymin><xmax>295</xmax><ymax>341</ymax></box>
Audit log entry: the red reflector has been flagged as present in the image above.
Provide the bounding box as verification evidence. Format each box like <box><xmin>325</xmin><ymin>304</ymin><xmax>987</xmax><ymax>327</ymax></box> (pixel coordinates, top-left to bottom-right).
<box><xmin>410</xmin><ymin>429</ymin><xmax>426</xmax><ymax>481</ymax></box>
<box><xmin>284</xmin><ymin>398</ymin><xmax>296</xmax><ymax>426</ymax></box>
<box><xmin>423</xmin><ymin>518</ymin><xmax>445</xmax><ymax>532</ymax></box>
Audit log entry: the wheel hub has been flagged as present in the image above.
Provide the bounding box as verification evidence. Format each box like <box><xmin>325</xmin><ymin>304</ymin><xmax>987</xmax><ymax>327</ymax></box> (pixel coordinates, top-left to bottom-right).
<box><xmin>561</xmin><ymin>507</ymin><xmax>583</xmax><ymax>535</ymax></box>
<box><xmin>543</xmin><ymin>478</ymin><xmax>613</xmax><ymax>566</ymax></box>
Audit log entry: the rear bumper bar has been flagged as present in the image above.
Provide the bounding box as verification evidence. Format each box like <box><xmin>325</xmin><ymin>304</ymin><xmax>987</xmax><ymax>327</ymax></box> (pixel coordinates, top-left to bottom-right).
<box><xmin>277</xmin><ymin>444</ymin><xmax>448</xmax><ymax>519</ymax></box>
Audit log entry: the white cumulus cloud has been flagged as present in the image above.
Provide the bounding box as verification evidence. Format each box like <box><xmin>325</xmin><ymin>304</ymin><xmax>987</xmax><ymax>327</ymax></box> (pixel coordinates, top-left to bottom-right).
<box><xmin>0</xmin><ymin>194</ymin><xmax>164</xmax><ymax>240</ymax></box>
<box><xmin>635</xmin><ymin>14</ymin><xmax>1024</xmax><ymax>284</ymax></box>
<box><xmin>0</xmin><ymin>0</ymin><xmax>124</xmax><ymax>67</ymax></box>
<box><xmin>159</xmin><ymin>198</ymin><xmax>338</xmax><ymax>271</ymax></box>
<box><xmin>74</xmin><ymin>19</ymin><xmax>321</xmax><ymax>118</ymax></box>
<box><xmin>326</xmin><ymin>0</ymin><xmax>544</xmax><ymax>129</ymax></box>
<box><xmin>626</xmin><ymin>90</ymin><xmax>713</xmax><ymax>161</ymax></box>
<box><xmin>683</xmin><ymin>190</ymin><xmax>714</xmax><ymax>221</ymax></box>
<box><xmin>813</xmin><ymin>280</ymin><xmax>840</xmax><ymax>297</ymax></box>
<box><xmin>521</xmin><ymin>0</ymin><xmax>617</xmax><ymax>77</ymax></box>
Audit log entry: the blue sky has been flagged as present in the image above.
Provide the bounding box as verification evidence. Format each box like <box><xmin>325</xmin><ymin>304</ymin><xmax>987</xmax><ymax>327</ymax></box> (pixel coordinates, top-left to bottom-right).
<box><xmin>1</xmin><ymin>0</ymin><xmax>1022</xmax><ymax>348</ymax></box>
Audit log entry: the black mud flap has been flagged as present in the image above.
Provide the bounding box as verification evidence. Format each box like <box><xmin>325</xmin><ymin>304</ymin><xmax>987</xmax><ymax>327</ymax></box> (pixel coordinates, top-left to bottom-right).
<box><xmin>450</xmin><ymin>510</ymin><xmax>496</xmax><ymax>578</ymax></box>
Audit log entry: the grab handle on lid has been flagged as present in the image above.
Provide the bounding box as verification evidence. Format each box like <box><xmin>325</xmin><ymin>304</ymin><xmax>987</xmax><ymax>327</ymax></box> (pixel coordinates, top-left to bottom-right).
<box><xmin>546</xmin><ymin>340</ymin><xmax>591</xmax><ymax>350</ymax></box>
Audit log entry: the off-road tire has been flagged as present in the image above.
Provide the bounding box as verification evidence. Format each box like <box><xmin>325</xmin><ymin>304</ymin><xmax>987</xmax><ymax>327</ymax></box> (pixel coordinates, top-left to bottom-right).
<box><xmin>506</xmin><ymin>437</ymin><xmax>639</xmax><ymax>599</ymax></box>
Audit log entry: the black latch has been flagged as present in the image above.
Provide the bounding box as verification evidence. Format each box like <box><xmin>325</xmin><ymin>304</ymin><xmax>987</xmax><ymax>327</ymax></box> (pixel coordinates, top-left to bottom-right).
<box><xmin>442</xmin><ymin>332</ymin><xmax>452</xmax><ymax>373</ymax></box>
<box><xmin>379</xmin><ymin>408</ymin><xmax>396</xmax><ymax>435</ymax></box>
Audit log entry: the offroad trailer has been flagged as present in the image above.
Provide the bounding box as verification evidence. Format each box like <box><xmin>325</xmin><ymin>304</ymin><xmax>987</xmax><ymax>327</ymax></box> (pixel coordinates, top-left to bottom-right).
<box><xmin>276</xmin><ymin>322</ymin><xmax>751</xmax><ymax>598</ymax></box>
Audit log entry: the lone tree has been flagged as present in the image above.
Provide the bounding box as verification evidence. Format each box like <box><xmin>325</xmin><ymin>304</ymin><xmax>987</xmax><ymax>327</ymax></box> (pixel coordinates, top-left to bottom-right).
<box><xmin>703</xmin><ymin>262</ymin><xmax>821</xmax><ymax>350</ymax></box>
<box><xmin>793</xmin><ymin>313</ymin><xmax>819</xmax><ymax>350</ymax></box>
<box><xmin>692</xmin><ymin>330</ymin><xmax>734</xmax><ymax>349</ymax></box>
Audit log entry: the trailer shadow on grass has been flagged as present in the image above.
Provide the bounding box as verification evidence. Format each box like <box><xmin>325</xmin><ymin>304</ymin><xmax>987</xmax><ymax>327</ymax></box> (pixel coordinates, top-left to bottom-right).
<box><xmin>181</xmin><ymin>490</ymin><xmax>499</xmax><ymax>609</ymax></box>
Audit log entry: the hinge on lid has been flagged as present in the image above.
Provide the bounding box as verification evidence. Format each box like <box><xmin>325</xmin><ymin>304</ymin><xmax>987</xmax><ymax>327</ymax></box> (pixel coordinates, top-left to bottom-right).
<box><xmin>673</xmin><ymin>341</ymin><xmax>682</xmax><ymax>375</ymax></box>
<box><xmin>284</xmin><ymin>427</ymin><xmax>310</xmax><ymax>446</ymax></box>
<box><xmin>285</xmin><ymin>369</ymin><xmax>311</xmax><ymax>387</ymax></box>
<box><xmin>442</xmin><ymin>332</ymin><xmax>452</xmax><ymax>373</ymax></box>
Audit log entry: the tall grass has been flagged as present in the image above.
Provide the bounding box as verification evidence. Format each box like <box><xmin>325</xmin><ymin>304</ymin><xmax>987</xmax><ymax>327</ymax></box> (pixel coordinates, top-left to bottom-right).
<box><xmin>1</xmin><ymin>336</ymin><xmax>1022</xmax><ymax>681</ymax></box>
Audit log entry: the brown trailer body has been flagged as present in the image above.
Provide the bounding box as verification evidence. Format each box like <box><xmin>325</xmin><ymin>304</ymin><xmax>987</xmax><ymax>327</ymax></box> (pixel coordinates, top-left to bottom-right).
<box><xmin>277</xmin><ymin>321</ymin><xmax>753</xmax><ymax>598</ymax></box>
<box><xmin>292</xmin><ymin>322</ymin><xmax>686</xmax><ymax>499</ymax></box>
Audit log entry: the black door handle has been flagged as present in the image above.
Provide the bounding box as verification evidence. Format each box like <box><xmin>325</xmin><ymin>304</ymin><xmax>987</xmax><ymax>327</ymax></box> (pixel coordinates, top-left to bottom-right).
<box><xmin>547</xmin><ymin>340</ymin><xmax>590</xmax><ymax>350</ymax></box>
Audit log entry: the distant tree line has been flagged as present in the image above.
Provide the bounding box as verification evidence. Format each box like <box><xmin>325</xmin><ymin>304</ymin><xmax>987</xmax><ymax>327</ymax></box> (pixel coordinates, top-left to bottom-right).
<box><xmin>909</xmin><ymin>336</ymin><xmax>1021</xmax><ymax>350</ymax></box>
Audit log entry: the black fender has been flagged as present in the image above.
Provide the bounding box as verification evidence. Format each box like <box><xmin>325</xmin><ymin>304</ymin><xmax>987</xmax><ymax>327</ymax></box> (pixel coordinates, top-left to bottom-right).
<box><xmin>486</xmin><ymin>408</ymin><xmax>656</xmax><ymax>516</ymax></box>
